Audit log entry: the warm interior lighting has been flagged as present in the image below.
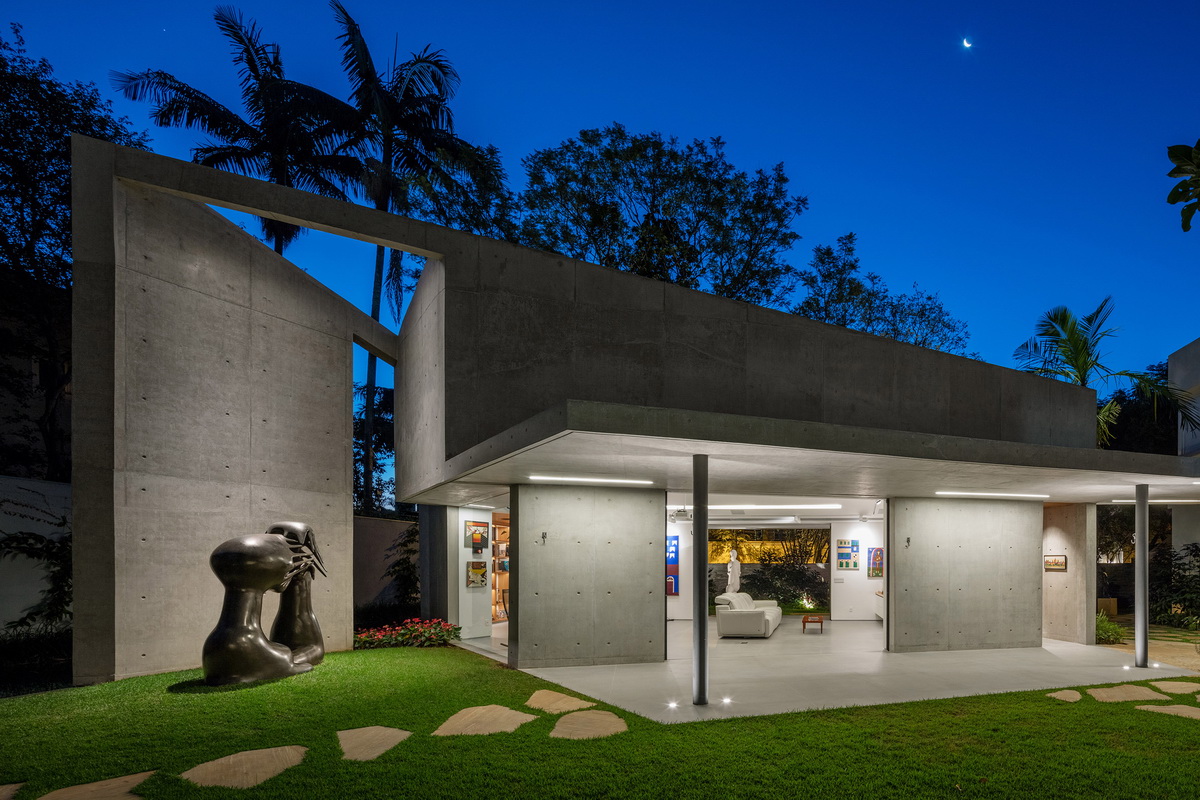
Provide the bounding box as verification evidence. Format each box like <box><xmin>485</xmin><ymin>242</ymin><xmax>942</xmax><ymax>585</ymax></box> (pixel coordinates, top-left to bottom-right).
<box><xmin>529</xmin><ymin>475</ymin><xmax>654</xmax><ymax>485</ymax></box>
<box><xmin>935</xmin><ymin>491</ymin><xmax>1050</xmax><ymax>499</ymax></box>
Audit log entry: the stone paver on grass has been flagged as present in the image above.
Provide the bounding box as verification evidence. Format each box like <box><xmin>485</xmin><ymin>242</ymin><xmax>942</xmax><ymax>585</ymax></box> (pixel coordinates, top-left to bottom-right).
<box><xmin>337</xmin><ymin>726</ymin><xmax>411</xmax><ymax>761</ymax></box>
<box><xmin>1046</xmin><ymin>690</ymin><xmax>1082</xmax><ymax>702</ymax></box>
<box><xmin>549</xmin><ymin>710</ymin><xmax>627</xmax><ymax>740</ymax></box>
<box><xmin>0</xmin><ymin>785</ymin><xmax>21</xmax><ymax>800</ymax></box>
<box><xmin>179</xmin><ymin>746</ymin><xmax>306</xmax><ymax>788</ymax></box>
<box><xmin>432</xmin><ymin>705</ymin><xmax>538</xmax><ymax>736</ymax></box>
<box><xmin>526</xmin><ymin>689</ymin><xmax>595</xmax><ymax>714</ymax></box>
<box><xmin>1135</xmin><ymin>704</ymin><xmax>1200</xmax><ymax>720</ymax></box>
<box><xmin>1085</xmin><ymin>685</ymin><xmax>1171</xmax><ymax>703</ymax></box>
<box><xmin>37</xmin><ymin>771</ymin><xmax>156</xmax><ymax>799</ymax></box>
<box><xmin>1148</xmin><ymin>680</ymin><xmax>1200</xmax><ymax>694</ymax></box>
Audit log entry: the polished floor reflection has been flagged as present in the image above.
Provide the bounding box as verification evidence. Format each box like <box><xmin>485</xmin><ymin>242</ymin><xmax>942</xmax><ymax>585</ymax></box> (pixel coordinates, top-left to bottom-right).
<box><xmin>508</xmin><ymin>618</ymin><xmax>1198</xmax><ymax>724</ymax></box>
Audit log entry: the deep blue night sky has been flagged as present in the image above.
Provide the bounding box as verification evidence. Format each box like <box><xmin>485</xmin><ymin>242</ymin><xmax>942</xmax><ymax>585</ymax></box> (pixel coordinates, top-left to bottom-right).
<box><xmin>13</xmin><ymin>0</ymin><xmax>1198</xmax><ymax>382</ymax></box>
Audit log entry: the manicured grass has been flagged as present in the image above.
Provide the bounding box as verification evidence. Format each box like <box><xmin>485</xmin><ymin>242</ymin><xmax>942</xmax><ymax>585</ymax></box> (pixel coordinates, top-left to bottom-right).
<box><xmin>1</xmin><ymin>647</ymin><xmax>1198</xmax><ymax>799</ymax></box>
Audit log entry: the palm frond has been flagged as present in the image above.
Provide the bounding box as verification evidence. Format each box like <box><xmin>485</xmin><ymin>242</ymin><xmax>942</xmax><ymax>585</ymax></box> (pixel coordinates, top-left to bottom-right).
<box><xmin>110</xmin><ymin>70</ymin><xmax>251</xmax><ymax>143</ymax></box>
<box><xmin>331</xmin><ymin>1</ymin><xmax>382</xmax><ymax>114</ymax></box>
<box><xmin>1096</xmin><ymin>397</ymin><xmax>1121</xmax><ymax>446</ymax></box>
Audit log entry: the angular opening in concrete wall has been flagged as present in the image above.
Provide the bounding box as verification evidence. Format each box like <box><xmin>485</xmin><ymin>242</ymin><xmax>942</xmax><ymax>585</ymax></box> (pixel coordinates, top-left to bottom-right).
<box><xmin>352</xmin><ymin>343</ymin><xmax>396</xmax><ymax>517</ymax></box>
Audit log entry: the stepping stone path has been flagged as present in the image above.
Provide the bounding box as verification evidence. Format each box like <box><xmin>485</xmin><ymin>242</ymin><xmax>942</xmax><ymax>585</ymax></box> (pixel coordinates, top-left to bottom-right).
<box><xmin>526</xmin><ymin>689</ymin><xmax>596</xmax><ymax>713</ymax></box>
<box><xmin>37</xmin><ymin>771</ymin><xmax>156</xmax><ymax>799</ymax></box>
<box><xmin>432</xmin><ymin>704</ymin><xmax>538</xmax><ymax>736</ymax></box>
<box><xmin>6</xmin><ymin>690</ymin><xmax>626</xmax><ymax>794</ymax></box>
<box><xmin>338</xmin><ymin>726</ymin><xmax>412</xmax><ymax>761</ymax></box>
<box><xmin>550</xmin><ymin>709</ymin><xmax>628</xmax><ymax>740</ymax></box>
<box><xmin>180</xmin><ymin>745</ymin><xmax>307</xmax><ymax>789</ymax></box>
<box><xmin>1086</xmin><ymin>684</ymin><xmax>1171</xmax><ymax>703</ymax></box>
<box><xmin>1046</xmin><ymin>690</ymin><xmax>1082</xmax><ymax>702</ymax></box>
<box><xmin>1136</xmin><ymin>704</ymin><xmax>1200</xmax><ymax>721</ymax></box>
<box><xmin>1149</xmin><ymin>680</ymin><xmax>1200</xmax><ymax>695</ymax></box>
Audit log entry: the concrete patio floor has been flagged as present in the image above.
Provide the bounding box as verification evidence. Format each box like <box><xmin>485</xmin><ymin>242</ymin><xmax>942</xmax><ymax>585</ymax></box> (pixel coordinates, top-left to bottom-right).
<box><xmin>461</xmin><ymin>618</ymin><xmax>1199</xmax><ymax>724</ymax></box>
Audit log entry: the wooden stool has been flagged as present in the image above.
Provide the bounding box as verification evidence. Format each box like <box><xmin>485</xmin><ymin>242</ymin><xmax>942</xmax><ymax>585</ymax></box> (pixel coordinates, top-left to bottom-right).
<box><xmin>802</xmin><ymin>614</ymin><xmax>824</xmax><ymax>633</ymax></box>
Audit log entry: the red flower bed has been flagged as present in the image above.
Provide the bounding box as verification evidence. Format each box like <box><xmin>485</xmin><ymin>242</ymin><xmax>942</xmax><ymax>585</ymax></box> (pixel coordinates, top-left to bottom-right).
<box><xmin>354</xmin><ymin>618</ymin><xmax>462</xmax><ymax>649</ymax></box>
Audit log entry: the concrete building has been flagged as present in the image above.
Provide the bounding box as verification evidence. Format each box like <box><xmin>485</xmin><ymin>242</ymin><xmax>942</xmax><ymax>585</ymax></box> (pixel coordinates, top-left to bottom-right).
<box><xmin>71</xmin><ymin>137</ymin><xmax>1197</xmax><ymax>691</ymax></box>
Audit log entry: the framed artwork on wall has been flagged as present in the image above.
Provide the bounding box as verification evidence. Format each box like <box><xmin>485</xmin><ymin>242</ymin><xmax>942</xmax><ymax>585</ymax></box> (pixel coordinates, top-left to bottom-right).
<box><xmin>868</xmin><ymin>547</ymin><xmax>884</xmax><ymax>578</ymax></box>
<box><xmin>467</xmin><ymin>561</ymin><xmax>487</xmax><ymax>587</ymax></box>
<box><xmin>464</xmin><ymin>520</ymin><xmax>490</xmax><ymax>553</ymax></box>
<box><xmin>1044</xmin><ymin>554</ymin><xmax>1067</xmax><ymax>571</ymax></box>
<box><xmin>836</xmin><ymin>538</ymin><xmax>860</xmax><ymax>570</ymax></box>
<box><xmin>666</xmin><ymin>535</ymin><xmax>680</xmax><ymax>596</ymax></box>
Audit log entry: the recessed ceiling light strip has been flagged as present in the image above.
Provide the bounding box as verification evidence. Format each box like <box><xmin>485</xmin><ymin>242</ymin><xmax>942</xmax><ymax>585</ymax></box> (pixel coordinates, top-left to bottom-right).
<box><xmin>935</xmin><ymin>491</ymin><xmax>1050</xmax><ymax>499</ymax></box>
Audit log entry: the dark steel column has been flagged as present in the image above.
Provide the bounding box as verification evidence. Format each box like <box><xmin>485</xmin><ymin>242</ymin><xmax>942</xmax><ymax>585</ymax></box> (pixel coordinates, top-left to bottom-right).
<box><xmin>692</xmin><ymin>454</ymin><xmax>709</xmax><ymax>705</ymax></box>
<box><xmin>1134</xmin><ymin>484</ymin><xmax>1149</xmax><ymax>668</ymax></box>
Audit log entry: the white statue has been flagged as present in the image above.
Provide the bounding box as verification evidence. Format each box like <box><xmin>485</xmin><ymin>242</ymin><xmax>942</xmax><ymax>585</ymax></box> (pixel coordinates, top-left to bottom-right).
<box><xmin>727</xmin><ymin>549</ymin><xmax>741</xmax><ymax>593</ymax></box>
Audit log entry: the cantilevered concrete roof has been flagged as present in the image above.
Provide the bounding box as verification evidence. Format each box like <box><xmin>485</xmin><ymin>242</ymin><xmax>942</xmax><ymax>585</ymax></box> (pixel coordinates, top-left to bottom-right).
<box><xmin>404</xmin><ymin>399</ymin><xmax>1200</xmax><ymax>508</ymax></box>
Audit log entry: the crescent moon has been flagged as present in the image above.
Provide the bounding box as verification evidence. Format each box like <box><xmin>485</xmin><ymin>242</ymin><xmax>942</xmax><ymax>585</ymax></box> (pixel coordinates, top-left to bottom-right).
<box><xmin>963</xmin><ymin>38</ymin><xmax>972</xmax><ymax>48</ymax></box>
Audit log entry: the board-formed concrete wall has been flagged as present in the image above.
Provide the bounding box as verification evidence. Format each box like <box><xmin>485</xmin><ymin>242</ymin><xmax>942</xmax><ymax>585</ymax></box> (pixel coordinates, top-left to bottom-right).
<box><xmin>72</xmin><ymin>141</ymin><xmax>396</xmax><ymax>683</ymax></box>
<box><xmin>888</xmin><ymin>498</ymin><xmax>1043</xmax><ymax>652</ymax></box>
<box><xmin>510</xmin><ymin>484</ymin><xmax>665</xmax><ymax>668</ymax></box>
<box><xmin>420</xmin><ymin>245</ymin><xmax>1096</xmax><ymax>474</ymax></box>
<box><xmin>1041</xmin><ymin>504</ymin><xmax>1096</xmax><ymax>644</ymax></box>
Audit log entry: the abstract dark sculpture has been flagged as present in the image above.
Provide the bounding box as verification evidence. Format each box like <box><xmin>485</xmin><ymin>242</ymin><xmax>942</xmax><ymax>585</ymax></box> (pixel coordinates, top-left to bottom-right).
<box><xmin>202</xmin><ymin>522</ymin><xmax>326</xmax><ymax>685</ymax></box>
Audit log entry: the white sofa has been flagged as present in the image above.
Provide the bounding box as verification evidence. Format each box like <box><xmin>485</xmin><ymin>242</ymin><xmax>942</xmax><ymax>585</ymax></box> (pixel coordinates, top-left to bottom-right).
<box><xmin>714</xmin><ymin>592</ymin><xmax>782</xmax><ymax>638</ymax></box>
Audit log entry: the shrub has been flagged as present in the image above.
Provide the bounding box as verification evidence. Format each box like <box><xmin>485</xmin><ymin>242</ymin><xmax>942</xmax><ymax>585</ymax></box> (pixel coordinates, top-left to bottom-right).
<box><xmin>354</xmin><ymin>618</ymin><xmax>461</xmax><ymax>649</ymax></box>
<box><xmin>0</xmin><ymin>623</ymin><xmax>72</xmax><ymax>697</ymax></box>
<box><xmin>1150</xmin><ymin>543</ymin><xmax>1200</xmax><ymax>628</ymax></box>
<box><xmin>1095</xmin><ymin>612</ymin><xmax>1125</xmax><ymax>645</ymax></box>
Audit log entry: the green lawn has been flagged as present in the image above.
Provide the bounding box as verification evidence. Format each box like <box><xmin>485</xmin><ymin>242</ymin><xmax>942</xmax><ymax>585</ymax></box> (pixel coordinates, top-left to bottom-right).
<box><xmin>1</xmin><ymin>647</ymin><xmax>1197</xmax><ymax>799</ymax></box>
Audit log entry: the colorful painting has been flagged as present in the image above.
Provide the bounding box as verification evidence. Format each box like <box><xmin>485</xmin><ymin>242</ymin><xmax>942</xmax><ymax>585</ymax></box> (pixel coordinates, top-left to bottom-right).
<box><xmin>868</xmin><ymin>547</ymin><xmax>884</xmax><ymax>578</ymax></box>
<box><xmin>836</xmin><ymin>538</ymin><xmax>860</xmax><ymax>570</ymax></box>
<box><xmin>666</xmin><ymin>535</ymin><xmax>680</xmax><ymax>596</ymax></box>
<box><xmin>1044</xmin><ymin>554</ymin><xmax>1067</xmax><ymax>571</ymax></box>
<box><xmin>464</xmin><ymin>520</ymin><xmax>490</xmax><ymax>553</ymax></box>
<box><xmin>466</xmin><ymin>561</ymin><xmax>487</xmax><ymax>587</ymax></box>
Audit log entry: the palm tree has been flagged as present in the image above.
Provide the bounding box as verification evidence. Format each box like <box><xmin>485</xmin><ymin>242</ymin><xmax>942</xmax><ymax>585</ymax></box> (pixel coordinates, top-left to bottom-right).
<box><xmin>1013</xmin><ymin>296</ymin><xmax>1200</xmax><ymax>446</ymax></box>
<box><xmin>112</xmin><ymin>6</ymin><xmax>360</xmax><ymax>253</ymax></box>
<box><xmin>332</xmin><ymin>1</ymin><xmax>479</xmax><ymax>512</ymax></box>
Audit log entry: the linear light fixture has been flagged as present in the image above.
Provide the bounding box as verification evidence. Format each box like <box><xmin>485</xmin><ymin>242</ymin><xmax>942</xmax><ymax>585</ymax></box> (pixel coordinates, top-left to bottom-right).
<box><xmin>529</xmin><ymin>475</ymin><xmax>654</xmax><ymax>485</ymax></box>
<box><xmin>465</xmin><ymin>504</ymin><xmax>495</xmax><ymax>509</ymax></box>
<box><xmin>1111</xmin><ymin>499</ymin><xmax>1200</xmax><ymax>504</ymax></box>
<box><xmin>935</xmin><ymin>491</ymin><xmax>1049</xmax><ymax>499</ymax></box>
<box><xmin>667</xmin><ymin>504</ymin><xmax>842</xmax><ymax>511</ymax></box>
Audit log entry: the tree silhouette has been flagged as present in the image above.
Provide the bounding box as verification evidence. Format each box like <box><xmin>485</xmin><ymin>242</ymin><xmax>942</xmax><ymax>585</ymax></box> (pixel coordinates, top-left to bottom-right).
<box><xmin>1013</xmin><ymin>297</ymin><xmax>1199</xmax><ymax>445</ymax></box>
<box><xmin>112</xmin><ymin>6</ymin><xmax>359</xmax><ymax>253</ymax></box>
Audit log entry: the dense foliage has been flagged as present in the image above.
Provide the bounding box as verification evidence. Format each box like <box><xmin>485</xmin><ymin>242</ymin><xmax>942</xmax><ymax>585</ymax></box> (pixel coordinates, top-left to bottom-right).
<box><xmin>1150</xmin><ymin>543</ymin><xmax>1200</xmax><ymax>630</ymax></box>
<box><xmin>1100</xmin><ymin>362</ymin><xmax>1179</xmax><ymax>455</ymax></box>
<box><xmin>0</xmin><ymin>25</ymin><xmax>148</xmax><ymax>481</ymax></box>
<box><xmin>1096</xmin><ymin>503</ymin><xmax>1171</xmax><ymax>563</ymax></box>
<box><xmin>1094</xmin><ymin>612</ymin><xmax>1125</xmax><ymax>644</ymax></box>
<box><xmin>739</xmin><ymin>534</ymin><xmax>831</xmax><ymax>607</ymax></box>
<box><xmin>353</xmin><ymin>618</ymin><xmax>460</xmax><ymax>648</ymax></box>
<box><xmin>519</xmin><ymin>123</ymin><xmax>809</xmax><ymax>308</ymax></box>
<box><xmin>794</xmin><ymin>232</ymin><xmax>973</xmax><ymax>355</ymax></box>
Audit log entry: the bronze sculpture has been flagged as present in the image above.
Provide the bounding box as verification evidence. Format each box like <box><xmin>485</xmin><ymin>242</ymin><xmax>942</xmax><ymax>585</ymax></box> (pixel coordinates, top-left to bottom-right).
<box><xmin>202</xmin><ymin>522</ymin><xmax>326</xmax><ymax>685</ymax></box>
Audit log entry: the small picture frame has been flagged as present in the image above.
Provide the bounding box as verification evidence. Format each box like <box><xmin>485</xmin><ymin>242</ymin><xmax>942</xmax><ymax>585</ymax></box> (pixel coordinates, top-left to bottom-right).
<box><xmin>1044</xmin><ymin>554</ymin><xmax>1067</xmax><ymax>571</ymax></box>
<box><xmin>466</xmin><ymin>561</ymin><xmax>487</xmax><ymax>587</ymax></box>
